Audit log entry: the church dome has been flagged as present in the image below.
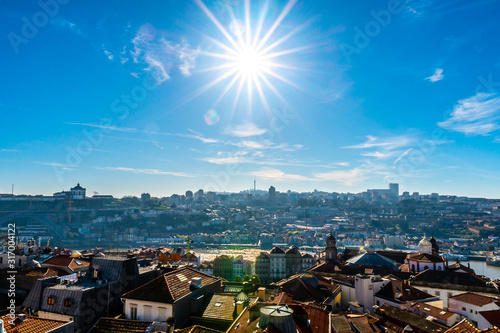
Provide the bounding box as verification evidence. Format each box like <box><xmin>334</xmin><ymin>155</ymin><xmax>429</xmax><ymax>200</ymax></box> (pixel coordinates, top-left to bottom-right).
<box><xmin>419</xmin><ymin>236</ymin><xmax>431</xmax><ymax>246</ymax></box>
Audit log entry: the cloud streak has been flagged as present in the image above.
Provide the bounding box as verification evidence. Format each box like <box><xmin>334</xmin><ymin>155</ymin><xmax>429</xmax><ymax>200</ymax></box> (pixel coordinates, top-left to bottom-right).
<box><xmin>426</xmin><ymin>68</ymin><xmax>444</xmax><ymax>82</ymax></box>
<box><xmin>438</xmin><ymin>92</ymin><xmax>500</xmax><ymax>135</ymax></box>
<box><xmin>97</xmin><ymin>166</ymin><xmax>194</xmax><ymax>177</ymax></box>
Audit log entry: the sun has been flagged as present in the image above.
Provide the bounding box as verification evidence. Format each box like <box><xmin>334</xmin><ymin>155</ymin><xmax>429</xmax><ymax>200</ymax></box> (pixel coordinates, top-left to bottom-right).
<box><xmin>235</xmin><ymin>45</ymin><xmax>265</xmax><ymax>76</ymax></box>
<box><xmin>193</xmin><ymin>0</ymin><xmax>311</xmax><ymax>117</ymax></box>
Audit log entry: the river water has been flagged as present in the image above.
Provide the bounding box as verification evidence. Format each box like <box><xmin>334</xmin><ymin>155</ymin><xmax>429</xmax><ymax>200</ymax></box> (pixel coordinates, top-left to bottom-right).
<box><xmin>192</xmin><ymin>248</ymin><xmax>500</xmax><ymax>280</ymax></box>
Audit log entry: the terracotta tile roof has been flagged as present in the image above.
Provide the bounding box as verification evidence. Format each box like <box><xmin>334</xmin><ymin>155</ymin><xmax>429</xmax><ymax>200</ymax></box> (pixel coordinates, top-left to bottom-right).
<box><xmin>378</xmin><ymin>304</ymin><xmax>448</xmax><ymax>333</ymax></box>
<box><xmin>42</xmin><ymin>256</ymin><xmax>90</xmax><ymax>272</ymax></box>
<box><xmin>88</xmin><ymin>317</ymin><xmax>153</xmax><ymax>333</ymax></box>
<box><xmin>122</xmin><ymin>267</ymin><xmax>220</xmax><ymax>303</ymax></box>
<box><xmin>1</xmin><ymin>314</ymin><xmax>70</xmax><ymax>333</ymax></box>
<box><xmin>270</xmin><ymin>246</ymin><xmax>285</xmax><ymax>254</ymax></box>
<box><xmin>445</xmin><ymin>319</ymin><xmax>478</xmax><ymax>333</ymax></box>
<box><xmin>174</xmin><ymin>326</ymin><xmax>224</xmax><ymax>333</ymax></box>
<box><xmin>375</xmin><ymin>280</ymin><xmax>434</xmax><ymax>302</ymax></box>
<box><xmin>302</xmin><ymin>303</ymin><xmax>329</xmax><ymax>333</ymax></box>
<box><xmin>196</xmin><ymin>293</ymin><xmax>256</xmax><ymax>322</ymax></box>
<box><xmin>349</xmin><ymin>314</ymin><xmax>381</xmax><ymax>333</ymax></box>
<box><xmin>479</xmin><ymin>328</ymin><xmax>500</xmax><ymax>333</ymax></box>
<box><xmin>331</xmin><ymin>314</ymin><xmax>356</xmax><ymax>333</ymax></box>
<box><xmin>479</xmin><ymin>310</ymin><xmax>500</xmax><ymax>327</ymax></box>
<box><xmin>410</xmin><ymin>301</ymin><xmax>456</xmax><ymax>320</ymax></box>
<box><xmin>449</xmin><ymin>292</ymin><xmax>499</xmax><ymax>307</ymax></box>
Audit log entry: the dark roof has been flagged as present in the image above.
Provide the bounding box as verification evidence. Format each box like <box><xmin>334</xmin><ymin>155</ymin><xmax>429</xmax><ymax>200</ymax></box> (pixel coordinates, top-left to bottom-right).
<box><xmin>343</xmin><ymin>248</ymin><xmax>360</xmax><ymax>261</ymax></box>
<box><xmin>479</xmin><ymin>309</ymin><xmax>500</xmax><ymax>327</ymax></box>
<box><xmin>274</xmin><ymin>273</ymin><xmax>339</xmax><ymax>303</ymax></box>
<box><xmin>91</xmin><ymin>257</ymin><xmax>139</xmax><ymax>282</ymax></box>
<box><xmin>72</xmin><ymin>183</ymin><xmax>85</xmax><ymax>190</ymax></box>
<box><xmin>270</xmin><ymin>246</ymin><xmax>285</xmax><ymax>254</ymax></box>
<box><xmin>449</xmin><ymin>292</ymin><xmax>499</xmax><ymax>306</ymax></box>
<box><xmin>331</xmin><ymin>314</ymin><xmax>355</xmax><ymax>333</ymax></box>
<box><xmin>88</xmin><ymin>318</ymin><xmax>152</xmax><ymax>333</ymax></box>
<box><xmin>349</xmin><ymin>314</ymin><xmax>381</xmax><ymax>333</ymax></box>
<box><xmin>122</xmin><ymin>267</ymin><xmax>220</xmax><ymax>303</ymax></box>
<box><xmin>0</xmin><ymin>314</ymin><xmax>70</xmax><ymax>333</ymax></box>
<box><xmin>412</xmin><ymin>270</ymin><xmax>492</xmax><ymax>288</ymax></box>
<box><xmin>286</xmin><ymin>246</ymin><xmax>300</xmax><ymax>254</ymax></box>
<box><xmin>346</xmin><ymin>252</ymin><xmax>398</xmax><ymax>270</ymax></box>
<box><xmin>447</xmin><ymin>263</ymin><xmax>476</xmax><ymax>275</ymax></box>
<box><xmin>407</xmin><ymin>253</ymin><xmax>445</xmax><ymax>263</ymax></box>
<box><xmin>375</xmin><ymin>280</ymin><xmax>434</xmax><ymax>303</ymax></box>
<box><xmin>377</xmin><ymin>251</ymin><xmax>409</xmax><ymax>265</ymax></box>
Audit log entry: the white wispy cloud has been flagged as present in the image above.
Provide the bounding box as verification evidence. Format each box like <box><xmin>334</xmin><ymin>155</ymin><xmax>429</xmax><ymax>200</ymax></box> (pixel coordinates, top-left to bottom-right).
<box><xmin>1</xmin><ymin>149</ymin><xmax>20</xmax><ymax>152</ymax></box>
<box><xmin>97</xmin><ymin>166</ymin><xmax>194</xmax><ymax>177</ymax></box>
<box><xmin>393</xmin><ymin>148</ymin><xmax>413</xmax><ymax>165</ymax></box>
<box><xmin>225</xmin><ymin>123</ymin><xmax>267</xmax><ymax>137</ymax></box>
<box><xmin>34</xmin><ymin>161</ymin><xmax>74</xmax><ymax>170</ymax></box>
<box><xmin>426</xmin><ymin>68</ymin><xmax>444</xmax><ymax>82</ymax></box>
<box><xmin>65</xmin><ymin>122</ymin><xmax>138</xmax><ymax>133</ymax></box>
<box><xmin>249</xmin><ymin>168</ymin><xmax>313</xmax><ymax>181</ymax></box>
<box><xmin>438</xmin><ymin>92</ymin><xmax>500</xmax><ymax>135</ymax></box>
<box><xmin>314</xmin><ymin>167</ymin><xmax>369</xmax><ymax>186</ymax></box>
<box><xmin>344</xmin><ymin>135</ymin><xmax>415</xmax><ymax>150</ymax></box>
<box><xmin>130</xmin><ymin>23</ymin><xmax>199</xmax><ymax>83</ymax></box>
<box><xmin>51</xmin><ymin>17</ymin><xmax>83</xmax><ymax>35</ymax></box>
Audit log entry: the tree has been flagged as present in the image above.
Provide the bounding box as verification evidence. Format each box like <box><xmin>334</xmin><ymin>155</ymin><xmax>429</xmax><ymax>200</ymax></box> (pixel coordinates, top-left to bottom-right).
<box><xmin>243</xmin><ymin>274</ymin><xmax>251</xmax><ymax>282</ymax></box>
<box><xmin>234</xmin><ymin>275</ymin><xmax>242</xmax><ymax>282</ymax></box>
<box><xmin>251</xmin><ymin>274</ymin><xmax>260</xmax><ymax>285</ymax></box>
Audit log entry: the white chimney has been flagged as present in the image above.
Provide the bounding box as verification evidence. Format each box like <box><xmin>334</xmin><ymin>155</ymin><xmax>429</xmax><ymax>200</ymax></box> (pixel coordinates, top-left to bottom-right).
<box><xmin>191</xmin><ymin>277</ymin><xmax>202</xmax><ymax>288</ymax></box>
<box><xmin>0</xmin><ymin>319</ymin><xmax>5</xmax><ymax>333</ymax></box>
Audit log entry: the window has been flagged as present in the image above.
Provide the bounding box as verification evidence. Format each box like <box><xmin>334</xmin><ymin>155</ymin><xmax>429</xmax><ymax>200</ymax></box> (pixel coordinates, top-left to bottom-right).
<box><xmin>64</xmin><ymin>298</ymin><xmax>72</xmax><ymax>307</ymax></box>
<box><xmin>448</xmin><ymin>292</ymin><xmax>453</xmax><ymax>298</ymax></box>
<box><xmin>18</xmin><ymin>259</ymin><xmax>22</xmax><ymax>266</ymax></box>
<box><xmin>435</xmin><ymin>291</ymin><xmax>440</xmax><ymax>296</ymax></box>
<box><xmin>462</xmin><ymin>307</ymin><xmax>466</xmax><ymax>311</ymax></box>
<box><xmin>47</xmin><ymin>297</ymin><xmax>55</xmax><ymax>305</ymax></box>
<box><xmin>130</xmin><ymin>305</ymin><xmax>138</xmax><ymax>320</ymax></box>
<box><xmin>470</xmin><ymin>309</ymin><xmax>473</xmax><ymax>313</ymax></box>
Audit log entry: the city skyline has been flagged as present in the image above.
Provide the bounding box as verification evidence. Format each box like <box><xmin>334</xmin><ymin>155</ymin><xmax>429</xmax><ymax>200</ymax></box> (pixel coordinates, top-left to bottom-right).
<box><xmin>2</xmin><ymin>1</ymin><xmax>500</xmax><ymax>198</ymax></box>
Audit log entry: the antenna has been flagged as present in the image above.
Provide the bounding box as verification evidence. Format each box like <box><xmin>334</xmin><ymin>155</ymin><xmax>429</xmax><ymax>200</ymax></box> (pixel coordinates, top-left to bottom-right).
<box><xmin>254</xmin><ymin>177</ymin><xmax>256</xmax><ymax>192</ymax></box>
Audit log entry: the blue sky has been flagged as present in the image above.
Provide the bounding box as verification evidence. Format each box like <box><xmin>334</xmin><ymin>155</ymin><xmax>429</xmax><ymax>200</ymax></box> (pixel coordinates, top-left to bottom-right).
<box><xmin>1</xmin><ymin>0</ymin><xmax>500</xmax><ymax>198</ymax></box>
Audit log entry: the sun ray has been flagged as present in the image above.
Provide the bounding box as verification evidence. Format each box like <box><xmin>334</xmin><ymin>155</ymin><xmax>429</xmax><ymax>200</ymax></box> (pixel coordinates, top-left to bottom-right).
<box><xmin>256</xmin><ymin>0</ymin><xmax>298</xmax><ymax>52</ymax></box>
<box><xmin>194</xmin><ymin>0</ymin><xmax>243</xmax><ymax>53</ymax></box>
<box><xmin>252</xmin><ymin>1</ymin><xmax>270</xmax><ymax>48</ymax></box>
<box><xmin>214</xmin><ymin>71</ymin><xmax>243</xmax><ymax>106</ymax></box>
<box><xmin>258</xmin><ymin>18</ymin><xmax>315</xmax><ymax>55</ymax></box>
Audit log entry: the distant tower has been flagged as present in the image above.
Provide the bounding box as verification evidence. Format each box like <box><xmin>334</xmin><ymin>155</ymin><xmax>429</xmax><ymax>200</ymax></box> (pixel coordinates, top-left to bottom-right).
<box><xmin>325</xmin><ymin>233</ymin><xmax>338</xmax><ymax>264</ymax></box>
<box><xmin>254</xmin><ymin>177</ymin><xmax>256</xmax><ymax>192</ymax></box>
<box><xmin>269</xmin><ymin>186</ymin><xmax>276</xmax><ymax>201</ymax></box>
<box><xmin>430</xmin><ymin>236</ymin><xmax>439</xmax><ymax>256</ymax></box>
<box><xmin>418</xmin><ymin>236</ymin><xmax>432</xmax><ymax>254</ymax></box>
<box><xmin>389</xmin><ymin>183</ymin><xmax>399</xmax><ymax>197</ymax></box>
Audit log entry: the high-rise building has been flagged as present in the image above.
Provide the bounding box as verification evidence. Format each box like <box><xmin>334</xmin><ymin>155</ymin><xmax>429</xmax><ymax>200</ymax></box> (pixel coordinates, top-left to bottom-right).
<box><xmin>269</xmin><ymin>186</ymin><xmax>276</xmax><ymax>201</ymax></box>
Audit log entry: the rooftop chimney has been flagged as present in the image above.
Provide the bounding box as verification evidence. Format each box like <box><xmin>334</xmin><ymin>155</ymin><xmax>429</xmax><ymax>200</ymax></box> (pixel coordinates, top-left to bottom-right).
<box><xmin>18</xmin><ymin>314</ymin><xmax>26</xmax><ymax>322</ymax></box>
<box><xmin>191</xmin><ymin>277</ymin><xmax>202</xmax><ymax>289</ymax></box>
<box><xmin>258</xmin><ymin>287</ymin><xmax>266</xmax><ymax>301</ymax></box>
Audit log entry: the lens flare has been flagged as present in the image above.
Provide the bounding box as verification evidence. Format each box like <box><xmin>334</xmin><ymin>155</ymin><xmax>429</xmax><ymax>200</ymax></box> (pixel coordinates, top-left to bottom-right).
<box><xmin>204</xmin><ymin>109</ymin><xmax>220</xmax><ymax>125</ymax></box>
